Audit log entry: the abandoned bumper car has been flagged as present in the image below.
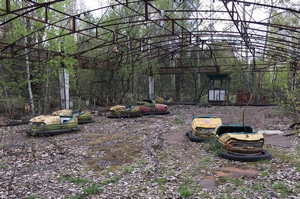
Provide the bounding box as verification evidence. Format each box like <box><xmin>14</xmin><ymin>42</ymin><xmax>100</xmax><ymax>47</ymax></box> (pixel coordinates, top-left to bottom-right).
<box><xmin>137</xmin><ymin>100</ymin><xmax>170</xmax><ymax>115</ymax></box>
<box><xmin>108</xmin><ymin>100</ymin><xmax>170</xmax><ymax>118</ymax></box>
<box><xmin>52</xmin><ymin>109</ymin><xmax>95</xmax><ymax>124</ymax></box>
<box><xmin>215</xmin><ymin>124</ymin><xmax>271</xmax><ymax>162</ymax></box>
<box><xmin>186</xmin><ymin>116</ymin><xmax>222</xmax><ymax>142</ymax></box>
<box><xmin>108</xmin><ymin>105</ymin><xmax>142</xmax><ymax>118</ymax></box>
<box><xmin>26</xmin><ymin>115</ymin><xmax>80</xmax><ymax>137</ymax></box>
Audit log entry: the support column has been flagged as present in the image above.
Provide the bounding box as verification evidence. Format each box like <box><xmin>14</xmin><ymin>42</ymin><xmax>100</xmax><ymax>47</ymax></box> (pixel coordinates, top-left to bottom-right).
<box><xmin>291</xmin><ymin>69</ymin><xmax>297</xmax><ymax>91</ymax></box>
<box><xmin>59</xmin><ymin>68</ymin><xmax>70</xmax><ymax>109</ymax></box>
<box><xmin>171</xmin><ymin>59</ymin><xmax>175</xmax><ymax>97</ymax></box>
<box><xmin>149</xmin><ymin>75</ymin><xmax>154</xmax><ymax>100</ymax></box>
<box><xmin>198</xmin><ymin>73</ymin><xmax>201</xmax><ymax>90</ymax></box>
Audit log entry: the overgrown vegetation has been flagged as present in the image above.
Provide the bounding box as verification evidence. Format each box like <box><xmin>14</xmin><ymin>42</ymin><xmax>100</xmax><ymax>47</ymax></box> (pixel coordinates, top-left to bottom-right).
<box><xmin>0</xmin><ymin>0</ymin><xmax>297</xmax><ymax>116</ymax></box>
<box><xmin>2</xmin><ymin>1</ymin><xmax>300</xmax><ymax>198</ymax></box>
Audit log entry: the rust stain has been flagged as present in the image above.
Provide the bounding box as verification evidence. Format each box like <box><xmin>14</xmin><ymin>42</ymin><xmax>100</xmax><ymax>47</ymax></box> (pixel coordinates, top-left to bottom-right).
<box><xmin>216</xmin><ymin>167</ymin><xmax>259</xmax><ymax>177</ymax></box>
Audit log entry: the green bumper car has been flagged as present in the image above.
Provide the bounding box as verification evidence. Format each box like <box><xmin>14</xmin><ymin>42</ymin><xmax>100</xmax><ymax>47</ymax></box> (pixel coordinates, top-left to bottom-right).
<box><xmin>26</xmin><ymin>115</ymin><xmax>80</xmax><ymax>137</ymax></box>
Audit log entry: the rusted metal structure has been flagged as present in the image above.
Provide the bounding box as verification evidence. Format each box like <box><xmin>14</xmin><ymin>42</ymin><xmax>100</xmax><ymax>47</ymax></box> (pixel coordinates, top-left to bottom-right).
<box><xmin>1</xmin><ymin>1</ymin><xmax>299</xmax><ymax>70</ymax></box>
<box><xmin>0</xmin><ymin>0</ymin><xmax>299</xmax><ymax>107</ymax></box>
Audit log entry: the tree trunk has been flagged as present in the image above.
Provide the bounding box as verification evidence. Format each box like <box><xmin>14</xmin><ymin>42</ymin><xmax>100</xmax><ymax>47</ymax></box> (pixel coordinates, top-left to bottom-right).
<box><xmin>0</xmin><ymin>57</ymin><xmax>10</xmax><ymax>114</ymax></box>
<box><xmin>24</xmin><ymin>40</ymin><xmax>35</xmax><ymax>115</ymax></box>
<box><xmin>23</xmin><ymin>2</ymin><xmax>35</xmax><ymax>115</ymax></box>
<box><xmin>44</xmin><ymin>65</ymin><xmax>50</xmax><ymax>114</ymax></box>
<box><xmin>24</xmin><ymin>24</ymin><xmax>35</xmax><ymax>115</ymax></box>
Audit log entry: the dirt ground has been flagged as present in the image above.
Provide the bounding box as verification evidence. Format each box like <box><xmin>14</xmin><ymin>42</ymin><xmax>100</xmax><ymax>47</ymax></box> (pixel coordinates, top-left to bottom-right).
<box><xmin>1</xmin><ymin>104</ymin><xmax>295</xmax><ymax>168</ymax></box>
<box><xmin>0</xmin><ymin>104</ymin><xmax>295</xmax><ymax>163</ymax></box>
<box><xmin>1</xmin><ymin>104</ymin><xmax>299</xmax><ymax>198</ymax></box>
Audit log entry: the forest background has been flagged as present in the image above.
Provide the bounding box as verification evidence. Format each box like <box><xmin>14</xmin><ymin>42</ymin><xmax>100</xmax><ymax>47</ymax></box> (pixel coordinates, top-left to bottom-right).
<box><xmin>0</xmin><ymin>0</ymin><xmax>299</xmax><ymax>119</ymax></box>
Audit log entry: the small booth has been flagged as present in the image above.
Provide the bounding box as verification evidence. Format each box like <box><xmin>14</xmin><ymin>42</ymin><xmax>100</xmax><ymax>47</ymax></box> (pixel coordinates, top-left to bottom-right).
<box><xmin>207</xmin><ymin>74</ymin><xmax>230</xmax><ymax>104</ymax></box>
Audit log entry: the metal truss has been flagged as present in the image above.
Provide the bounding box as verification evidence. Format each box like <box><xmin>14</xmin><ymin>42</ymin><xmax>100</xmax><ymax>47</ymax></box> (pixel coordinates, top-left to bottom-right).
<box><xmin>0</xmin><ymin>0</ymin><xmax>299</xmax><ymax>74</ymax></box>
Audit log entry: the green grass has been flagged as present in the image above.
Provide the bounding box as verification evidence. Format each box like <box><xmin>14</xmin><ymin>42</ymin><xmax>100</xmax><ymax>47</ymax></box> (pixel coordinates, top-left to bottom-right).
<box><xmin>139</xmin><ymin>160</ymin><xmax>149</xmax><ymax>165</ymax></box>
<box><xmin>178</xmin><ymin>186</ymin><xmax>194</xmax><ymax>198</ymax></box>
<box><xmin>253</xmin><ymin>183</ymin><xmax>263</xmax><ymax>191</ymax></box>
<box><xmin>265</xmin><ymin>146</ymin><xmax>300</xmax><ymax>165</ymax></box>
<box><xmin>124</xmin><ymin>166</ymin><xmax>134</xmax><ymax>173</ymax></box>
<box><xmin>203</xmin><ymin>140</ymin><xmax>221</xmax><ymax>155</ymax></box>
<box><xmin>173</xmin><ymin>115</ymin><xmax>184</xmax><ymax>125</ymax></box>
<box><xmin>261</xmin><ymin>171</ymin><xmax>269</xmax><ymax>177</ymax></box>
<box><xmin>83</xmin><ymin>185</ymin><xmax>102</xmax><ymax>196</ymax></box>
<box><xmin>182</xmin><ymin>174</ymin><xmax>195</xmax><ymax>184</ymax></box>
<box><xmin>240</xmin><ymin>186</ymin><xmax>249</xmax><ymax>195</ymax></box>
<box><xmin>157</xmin><ymin>178</ymin><xmax>167</xmax><ymax>185</ymax></box>
<box><xmin>272</xmin><ymin>181</ymin><xmax>287</xmax><ymax>198</ymax></box>
<box><xmin>167</xmin><ymin>169</ymin><xmax>176</xmax><ymax>176</ymax></box>
<box><xmin>27</xmin><ymin>195</ymin><xmax>37</xmax><ymax>199</ymax></box>
<box><xmin>59</xmin><ymin>175</ymin><xmax>91</xmax><ymax>184</ymax></box>
<box><xmin>198</xmin><ymin>157</ymin><xmax>212</xmax><ymax>166</ymax></box>
<box><xmin>0</xmin><ymin>164</ymin><xmax>8</xmax><ymax>170</ymax></box>
<box><xmin>69</xmin><ymin>185</ymin><xmax>103</xmax><ymax>199</ymax></box>
<box><xmin>111</xmin><ymin>175</ymin><xmax>121</xmax><ymax>183</ymax></box>
<box><xmin>101</xmin><ymin>178</ymin><xmax>110</xmax><ymax>185</ymax></box>
<box><xmin>101</xmin><ymin>175</ymin><xmax>121</xmax><ymax>185</ymax></box>
<box><xmin>217</xmin><ymin>177</ymin><xmax>243</xmax><ymax>187</ymax></box>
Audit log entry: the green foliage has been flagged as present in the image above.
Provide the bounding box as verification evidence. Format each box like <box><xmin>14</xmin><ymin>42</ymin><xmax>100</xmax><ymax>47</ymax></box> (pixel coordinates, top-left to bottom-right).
<box><xmin>111</xmin><ymin>175</ymin><xmax>121</xmax><ymax>183</ymax></box>
<box><xmin>203</xmin><ymin>140</ymin><xmax>221</xmax><ymax>155</ymax></box>
<box><xmin>253</xmin><ymin>184</ymin><xmax>263</xmax><ymax>191</ymax></box>
<box><xmin>83</xmin><ymin>185</ymin><xmax>102</xmax><ymax>196</ymax></box>
<box><xmin>183</xmin><ymin>177</ymin><xmax>195</xmax><ymax>184</ymax></box>
<box><xmin>101</xmin><ymin>178</ymin><xmax>110</xmax><ymax>185</ymax></box>
<box><xmin>157</xmin><ymin>178</ymin><xmax>167</xmax><ymax>185</ymax></box>
<box><xmin>100</xmin><ymin>175</ymin><xmax>121</xmax><ymax>186</ymax></box>
<box><xmin>178</xmin><ymin>186</ymin><xmax>194</xmax><ymax>198</ymax></box>
<box><xmin>0</xmin><ymin>164</ymin><xmax>9</xmax><ymax>170</ymax></box>
<box><xmin>240</xmin><ymin>186</ymin><xmax>249</xmax><ymax>194</ymax></box>
<box><xmin>261</xmin><ymin>171</ymin><xmax>269</xmax><ymax>177</ymax></box>
<box><xmin>27</xmin><ymin>195</ymin><xmax>37</xmax><ymax>199</ymax></box>
<box><xmin>272</xmin><ymin>181</ymin><xmax>287</xmax><ymax>198</ymax></box>
<box><xmin>124</xmin><ymin>166</ymin><xmax>134</xmax><ymax>173</ymax></box>
<box><xmin>173</xmin><ymin>115</ymin><xmax>184</xmax><ymax>125</ymax></box>
<box><xmin>222</xmin><ymin>177</ymin><xmax>243</xmax><ymax>186</ymax></box>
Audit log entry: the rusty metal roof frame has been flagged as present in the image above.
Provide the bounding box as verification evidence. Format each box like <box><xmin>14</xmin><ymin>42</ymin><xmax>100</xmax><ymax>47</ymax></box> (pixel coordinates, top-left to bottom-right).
<box><xmin>0</xmin><ymin>0</ymin><xmax>300</xmax><ymax>74</ymax></box>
